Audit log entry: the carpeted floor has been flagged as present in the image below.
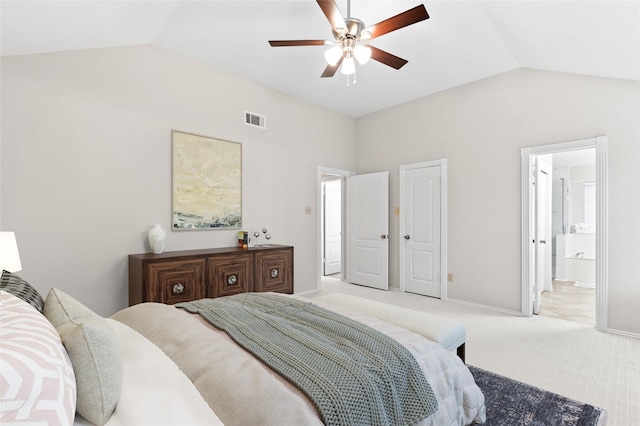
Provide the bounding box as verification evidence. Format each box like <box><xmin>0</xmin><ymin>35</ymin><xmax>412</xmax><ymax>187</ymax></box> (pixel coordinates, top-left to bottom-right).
<box><xmin>312</xmin><ymin>277</ymin><xmax>639</xmax><ymax>425</ymax></box>
<box><xmin>469</xmin><ymin>366</ymin><xmax>606</xmax><ymax>425</ymax></box>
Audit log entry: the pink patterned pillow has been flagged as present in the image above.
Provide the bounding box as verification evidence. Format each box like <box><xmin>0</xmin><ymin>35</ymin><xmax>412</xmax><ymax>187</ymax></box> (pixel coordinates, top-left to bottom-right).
<box><xmin>0</xmin><ymin>290</ymin><xmax>76</xmax><ymax>424</ymax></box>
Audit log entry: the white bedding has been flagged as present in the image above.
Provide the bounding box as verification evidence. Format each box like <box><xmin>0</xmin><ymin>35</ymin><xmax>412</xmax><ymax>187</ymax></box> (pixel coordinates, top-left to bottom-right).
<box><xmin>111</xmin><ymin>295</ymin><xmax>486</xmax><ymax>425</ymax></box>
<box><xmin>73</xmin><ymin>319</ymin><xmax>224</xmax><ymax>426</ymax></box>
<box><xmin>310</xmin><ymin>298</ymin><xmax>486</xmax><ymax>426</ymax></box>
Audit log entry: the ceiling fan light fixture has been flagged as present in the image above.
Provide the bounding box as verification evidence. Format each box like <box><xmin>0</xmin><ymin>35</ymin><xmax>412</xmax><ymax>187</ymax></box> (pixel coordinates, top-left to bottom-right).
<box><xmin>341</xmin><ymin>53</ymin><xmax>356</xmax><ymax>75</ymax></box>
<box><xmin>269</xmin><ymin>1</ymin><xmax>429</xmax><ymax>79</ymax></box>
<box><xmin>324</xmin><ymin>46</ymin><xmax>343</xmax><ymax>66</ymax></box>
<box><xmin>354</xmin><ymin>45</ymin><xmax>371</xmax><ymax>65</ymax></box>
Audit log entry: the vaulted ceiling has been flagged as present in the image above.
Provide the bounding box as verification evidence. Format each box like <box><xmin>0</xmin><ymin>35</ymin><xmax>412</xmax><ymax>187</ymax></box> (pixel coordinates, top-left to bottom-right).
<box><xmin>2</xmin><ymin>1</ymin><xmax>639</xmax><ymax>117</ymax></box>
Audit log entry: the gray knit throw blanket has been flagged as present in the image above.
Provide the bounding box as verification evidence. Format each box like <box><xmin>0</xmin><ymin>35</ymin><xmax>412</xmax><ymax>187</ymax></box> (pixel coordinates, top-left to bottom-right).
<box><xmin>176</xmin><ymin>293</ymin><xmax>438</xmax><ymax>426</ymax></box>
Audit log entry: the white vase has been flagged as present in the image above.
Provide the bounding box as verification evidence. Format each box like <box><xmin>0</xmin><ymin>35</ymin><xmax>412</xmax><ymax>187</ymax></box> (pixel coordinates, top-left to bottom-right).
<box><xmin>148</xmin><ymin>224</ymin><xmax>167</xmax><ymax>254</ymax></box>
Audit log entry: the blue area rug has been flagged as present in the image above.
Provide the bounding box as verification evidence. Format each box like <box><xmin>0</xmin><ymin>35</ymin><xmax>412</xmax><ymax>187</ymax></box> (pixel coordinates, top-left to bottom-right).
<box><xmin>468</xmin><ymin>366</ymin><xmax>607</xmax><ymax>426</ymax></box>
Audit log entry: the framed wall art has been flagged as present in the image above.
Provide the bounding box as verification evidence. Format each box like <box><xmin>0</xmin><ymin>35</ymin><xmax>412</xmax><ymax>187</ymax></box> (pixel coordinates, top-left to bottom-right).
<box><xmin>172</xmin><ymin>130</ymin><xmax>242</xmax><ymax>230</ymax></box>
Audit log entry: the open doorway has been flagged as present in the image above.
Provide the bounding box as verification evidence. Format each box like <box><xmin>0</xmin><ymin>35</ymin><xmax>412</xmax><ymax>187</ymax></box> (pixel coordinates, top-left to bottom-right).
<box><xmin>321</xmin><ymin>176</ymin><xmax>342</xmax><ymax>277</ymax></box>
<box><xmin>316</xmin><ymin>167</ymin><xmax>354</xmax><ymax>292</ymax></box>
<box><xmin>521</xmin><ymin>136</ymin><xmax>608</xmax><ymax>331</ymax></box>
<box><xmin>540</xmin><ymin>149</ymin><xmax>597</xmax><ymax>325</ymax></box>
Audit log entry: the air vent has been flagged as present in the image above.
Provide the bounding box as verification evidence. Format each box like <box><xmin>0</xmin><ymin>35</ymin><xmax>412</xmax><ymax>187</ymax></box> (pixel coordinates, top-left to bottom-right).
<box><xmin>245</xmin><ymin>111</ymin><xmax>266</xmax><ymax>129</ymax></box>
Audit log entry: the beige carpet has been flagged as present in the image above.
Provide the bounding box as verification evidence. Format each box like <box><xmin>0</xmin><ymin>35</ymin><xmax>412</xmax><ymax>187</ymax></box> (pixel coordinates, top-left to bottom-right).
<box><xmin>306</xmin><ymin>276</ymin><xmax>640</xmax><ymax>426</ymax></box>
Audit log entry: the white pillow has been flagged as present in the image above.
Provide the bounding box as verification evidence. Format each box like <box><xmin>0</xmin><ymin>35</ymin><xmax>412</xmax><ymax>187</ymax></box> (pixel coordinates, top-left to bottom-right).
<box><xmin>74</xmin><ymin>319</ymin><xmax>225</xmax><ymax>426</ymax></box>
<box><xmin>0</xmin><ymin>290</ymin><xmax>76</xmax><ymax>424</ymax></box>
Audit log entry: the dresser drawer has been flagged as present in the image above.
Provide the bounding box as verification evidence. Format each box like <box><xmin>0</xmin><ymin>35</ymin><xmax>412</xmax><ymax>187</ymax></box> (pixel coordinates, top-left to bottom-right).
<box><xmin>254</xmin><ymin>248</ymin><xmax>293</xmax><ymax>294</ymax></box>
<box><xmin>145</xmin><ymin>259</ymin><xmax>206</xmax><ymax>305</ymax></box>
<box><xmin>129</xmin><ymin>245</ymin><xmax>293</xmax><ymax>305</ymax></box>
<box><xmin>207</xmin><ymin>253</ymin><xmax>253</xmax><ymax>298</ymax></box>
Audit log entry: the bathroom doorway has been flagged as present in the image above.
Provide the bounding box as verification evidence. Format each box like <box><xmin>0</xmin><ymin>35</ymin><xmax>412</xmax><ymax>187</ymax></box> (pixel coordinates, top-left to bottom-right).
<box><xmin>521</xmin><ymin>136</ymin><xmax>608</xmax><ymax>331</ymax></box>
<box><xmin>541</xmin><ymin>148</ymin><xmax>597</xmax><ymax>325</ymax></box>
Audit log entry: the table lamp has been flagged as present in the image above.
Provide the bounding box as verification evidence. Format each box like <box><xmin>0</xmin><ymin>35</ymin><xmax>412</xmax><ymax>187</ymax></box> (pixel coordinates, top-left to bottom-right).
<box><xmin>0</xmin><ymin>232</ymin><xmax>22</xmax><ymax>273</ymax></box>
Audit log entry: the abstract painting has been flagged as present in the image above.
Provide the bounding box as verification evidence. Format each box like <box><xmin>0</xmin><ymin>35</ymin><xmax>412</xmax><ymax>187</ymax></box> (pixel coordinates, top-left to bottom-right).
<box><xmin>172</xmin><ymin>130</ymin><xmax>242</xmax><ymax>230</ymax></box>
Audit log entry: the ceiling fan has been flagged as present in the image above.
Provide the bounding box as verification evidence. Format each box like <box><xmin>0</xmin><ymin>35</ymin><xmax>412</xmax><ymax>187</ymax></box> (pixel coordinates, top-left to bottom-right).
<box><xmin>269</xmin><ymin>0</ymin><xmax>429</xmax><ymax>78</ymax></box>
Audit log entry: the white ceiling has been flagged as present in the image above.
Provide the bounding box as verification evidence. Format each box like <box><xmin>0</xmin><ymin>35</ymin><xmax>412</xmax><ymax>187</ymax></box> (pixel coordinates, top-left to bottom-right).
<box><xmin>2</xmin><ymin>1</ymin><xmax>639</xmax><ymax>117</ymax></box>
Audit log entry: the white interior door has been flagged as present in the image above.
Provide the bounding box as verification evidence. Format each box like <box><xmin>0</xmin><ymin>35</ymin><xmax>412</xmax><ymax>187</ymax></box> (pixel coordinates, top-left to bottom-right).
<box><xmin>534</xmin><ymin>154</ymin><xmax>553</xmax><ymax>314</ymax></box>
<box><xmin>323</xmin><ymin>179</ymin><xmax>342</xmax><ymax>275</ymax></box>
<box><xmin>400</xmin><ymin>164</ymin><xmax>441</xmax><ymax>297</ymax></box>
<box><xmin>348</xmin><ymin>172</ymin><xmax>389</xmax><ymax>290</ymax></box>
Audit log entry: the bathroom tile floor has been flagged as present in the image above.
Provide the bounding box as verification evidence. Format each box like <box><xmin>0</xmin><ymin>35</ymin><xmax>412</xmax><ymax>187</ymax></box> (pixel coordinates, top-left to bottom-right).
<box><xmin>539</xmin><ymin>280</ymin><xmax>595</xmax><ymax>325</ymax></box>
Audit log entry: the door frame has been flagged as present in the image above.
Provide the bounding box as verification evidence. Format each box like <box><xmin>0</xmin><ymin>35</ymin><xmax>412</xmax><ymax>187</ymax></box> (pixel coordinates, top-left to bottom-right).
<box><xmin>399</xmin><ymin>158</ymin><xmax>448</xmax><ymax>299</ymax></box>
<box><xmin>316</xmin><ymin>166</ymin><xmax>355</xmax><ymax>291</ymax></box>
<box><xmin>521</xmin><ymin>136</ymin><xmax>608</xmax><ymax>331</ymax></box>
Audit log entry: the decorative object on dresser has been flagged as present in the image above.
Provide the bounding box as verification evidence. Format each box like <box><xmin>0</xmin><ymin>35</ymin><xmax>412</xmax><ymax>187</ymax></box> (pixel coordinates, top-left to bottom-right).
<box><xmin>147</xmin><ymin>224</ymin><xmax>167</xmax><ymax>254</ymax></box>
<box><xmin>251</xmin><ymin>227</ymin><xmax>271</xmax><ymax>246</ymax></box>
<box><xmin>128</xmin><ymin>245</ymin><xmax>293</xmax><ymax>305</ymax></box>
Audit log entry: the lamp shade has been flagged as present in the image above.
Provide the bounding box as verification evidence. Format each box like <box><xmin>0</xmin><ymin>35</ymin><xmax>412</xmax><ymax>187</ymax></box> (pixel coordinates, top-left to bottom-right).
<box><xmin>0</xmin><ymin>232</ymin><xmax>22</xmax><ymax>272</ymax></box>
<box><xmin>341</xmin><ymin>54</ymin><xmax>356</xmax><ymax>75</ymax></box>
<box><xmin>324</xmin><ymin>46</ymin><xmax>343</xmax><ymax>66</ymax></box>
<box><xmin>354</xmin><ymin>45</ymin><xmax>371</xmax><ymax>65</ymax></box>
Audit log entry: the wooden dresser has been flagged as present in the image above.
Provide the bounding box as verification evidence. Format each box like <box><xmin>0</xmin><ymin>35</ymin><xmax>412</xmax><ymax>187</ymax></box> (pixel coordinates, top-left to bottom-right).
<box><xmin>128</xmin><ymin>245</ymin><xmax>293</xmax><ymax>306</ymax></box>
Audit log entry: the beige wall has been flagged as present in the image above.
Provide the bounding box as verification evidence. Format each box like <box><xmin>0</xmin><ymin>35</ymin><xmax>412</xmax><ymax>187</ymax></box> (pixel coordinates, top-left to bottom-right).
<box><xmin>1</xmin><ymin>45</ymin><xmax>356</xmax><ymax>316</ymax></box>
<box><xmin>355</xmin><ymin>68</ymin><xmax>640</xmax><ymax>335</ymax></box>
<box><xmin>3</xmin><ymin>48</ymin><xmax>639</xmax><ymax>336</ymax></box>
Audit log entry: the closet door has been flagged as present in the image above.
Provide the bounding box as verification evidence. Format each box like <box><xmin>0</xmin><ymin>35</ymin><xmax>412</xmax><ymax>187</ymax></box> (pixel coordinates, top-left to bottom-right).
<box><xmin>400</xmin><ymin>162</ymin><xmax>441</xmax><ymax>298</ymax></box>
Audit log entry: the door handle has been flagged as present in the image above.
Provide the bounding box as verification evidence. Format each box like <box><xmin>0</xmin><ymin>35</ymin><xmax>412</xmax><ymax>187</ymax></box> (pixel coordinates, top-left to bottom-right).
<box><xmin>540</xmin><ymin>240</ymin><xmax>546</xmax><ymax>244</ymax></box>
<box><xmin>381</xmin><ymin>234</ymin><xmax>389</xmax><ymax>239</ymax></box>
<box><xmin>404</xmin><ymin>235</ymin><xmax>411</xmax><ymax>240</ymax></box>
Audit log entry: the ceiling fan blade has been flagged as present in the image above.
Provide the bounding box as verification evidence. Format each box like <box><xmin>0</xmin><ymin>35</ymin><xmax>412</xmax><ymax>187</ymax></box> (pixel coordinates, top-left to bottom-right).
<box><xmin>321</xmin><ymin>56</ymin><xmax>344</xmax><ymax>78</ymax></box>
<box><xmin>362</xmin><ymin>5</ymin><xmax>429</xmax><ymax>40</ymax></box>
<box><xmin>316</xmin><ymin>0</ymin><xmax>346</xmax><ymax>33</ymax></box>
<box><xmin>369</xmin><ymin>46</ymin><xmax>408</xmax><ymax>70</ymax></box>
<box><xmin>269</xmin><ymin>40</ymin><xmax>328</xmax><ymax>47</ymax></box>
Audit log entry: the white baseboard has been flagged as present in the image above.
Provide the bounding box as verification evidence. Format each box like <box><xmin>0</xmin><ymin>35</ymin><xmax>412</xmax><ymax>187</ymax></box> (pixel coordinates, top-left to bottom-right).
<box><xmin>446</xmin><ymin>297</ymin><xmax>522</xmax><ymax>316</ymax></box>
<box><xmin>605</xmin><ymin>327</ymin><xmax>640</xmax><ymax>339</ymax></box>
<box><xmin>294</xmin><ymin>289</ymin><xmax>319</xmax><ymax>297</ymax></box>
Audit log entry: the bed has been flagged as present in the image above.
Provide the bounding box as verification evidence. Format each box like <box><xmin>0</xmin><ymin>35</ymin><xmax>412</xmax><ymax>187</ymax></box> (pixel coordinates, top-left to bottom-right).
<box><xmin>1</xmin><ymin>274</ymin><xmax>486</xmax><ymax>426</ymax></box>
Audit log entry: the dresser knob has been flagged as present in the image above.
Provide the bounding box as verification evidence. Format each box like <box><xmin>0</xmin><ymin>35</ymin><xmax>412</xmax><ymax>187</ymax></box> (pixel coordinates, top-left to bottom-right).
<box><xmin>172</xmin><ymin>283</ymin><xmax>185</xmax><ymax>294</ymax></box>
<box><xmin>227</xmin><ymin>275</ymin><xmax>238</xmax><ymax>285</ymax></box>
<box><xmin>270</xmin><ymin>268</ymin><xmax>279</xmax><ymax>278</ymax></box>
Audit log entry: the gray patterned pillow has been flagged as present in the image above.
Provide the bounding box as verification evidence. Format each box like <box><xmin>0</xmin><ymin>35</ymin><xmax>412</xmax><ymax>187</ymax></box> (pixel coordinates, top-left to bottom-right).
<box><xmin>0</xmin><ymin>270</ymin><xmax>44</xmax><ymax>312</ymax></box>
